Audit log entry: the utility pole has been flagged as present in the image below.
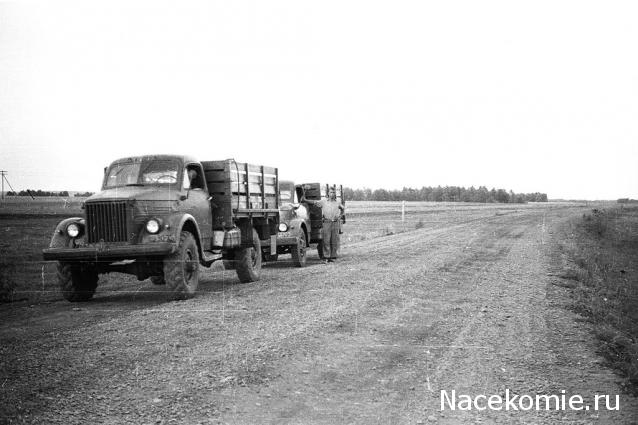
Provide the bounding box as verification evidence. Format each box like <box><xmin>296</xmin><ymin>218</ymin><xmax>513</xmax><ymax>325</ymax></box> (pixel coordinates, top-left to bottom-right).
<box><xmin>0</xmin><ymin>171</ymin><xmax>6</xmax><ymax>200</ymax></box>
<box><xmin>0</xmin><ymin>171</ymin><xmax>19</xmax><ymax>200</ymax></box>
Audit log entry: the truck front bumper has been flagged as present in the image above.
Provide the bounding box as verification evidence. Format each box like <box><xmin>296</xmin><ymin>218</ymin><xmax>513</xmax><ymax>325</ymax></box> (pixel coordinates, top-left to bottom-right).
<box><xmin>276</xmin><ymin>232</ymin><xmax>300</xmax><ymax>246</ymax></box>
<box><xmin>42</xmin><ymin>243</ymin><xmax>177</xmax><ymax>262</ymax></box>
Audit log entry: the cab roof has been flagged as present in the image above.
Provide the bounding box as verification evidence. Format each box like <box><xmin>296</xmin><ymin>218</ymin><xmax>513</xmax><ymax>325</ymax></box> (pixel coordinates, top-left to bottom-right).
<box><xmin>109</xmin><ymin>154</ymin><xmax>200</xmax><ymax>165</ymax></box>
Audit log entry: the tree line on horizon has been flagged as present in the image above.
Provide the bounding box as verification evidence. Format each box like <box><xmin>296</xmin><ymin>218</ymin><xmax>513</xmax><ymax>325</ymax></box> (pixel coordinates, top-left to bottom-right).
<box><xmin>5</xmin><ymin>187</ymin><xmax>549</xmax><ymax>204</ymax></box>
<box><xmin>343</xmin><ymin>186</ymin><xmax>548</xmax><ymax>203</ymax></box>
<box><xmin>5</xmin><ymin>190</ymin><xmax>94</xmax><ymax>197</ymax></box>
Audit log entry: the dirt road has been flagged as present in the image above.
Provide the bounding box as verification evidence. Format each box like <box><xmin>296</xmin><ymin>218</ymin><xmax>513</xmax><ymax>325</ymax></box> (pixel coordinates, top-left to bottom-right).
<box><xmin>1</xmin><ymin>207</ymin><xmax>637</xmax><ymax>424</ymax></box>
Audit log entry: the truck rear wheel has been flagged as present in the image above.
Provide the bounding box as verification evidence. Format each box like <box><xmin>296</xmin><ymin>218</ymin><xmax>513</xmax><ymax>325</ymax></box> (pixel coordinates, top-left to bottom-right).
<box><xmin>235</xmin><ymin>229</ymin><xmax>262</xmax><ymax>283</ymax></box>
<box><xmin>164</xmin><ymin>231</ymin><xmax>199</xmax><ymax>300</ymax></box>
<box><xmin>58</xmin><ymin>262</ymin><xmax>98</xmax><ymax>302</ymax></box>
<box><xmin>291</xmin><ymin>231</ymin><xmax>307</xmax><ymax>267</ymax></box>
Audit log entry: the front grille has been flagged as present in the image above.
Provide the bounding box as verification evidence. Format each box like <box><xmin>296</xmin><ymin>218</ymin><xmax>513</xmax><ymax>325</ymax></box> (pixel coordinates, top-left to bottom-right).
<box><xmin>86</xmin><ymin>201</ymin><xmax>128</xmax><ymax>243</ymax></box>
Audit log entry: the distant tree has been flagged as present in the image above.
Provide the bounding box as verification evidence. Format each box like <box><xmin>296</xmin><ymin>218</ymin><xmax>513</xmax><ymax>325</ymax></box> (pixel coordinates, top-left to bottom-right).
<box><xmin>495</xmin><ymin>189</ymin><xmax>509</xmax><ymax>203</ymax></box>
<box><xmin>461</xmin><ymin>186</ymin><xmax>474</xmax><ymax>202</ymax></box>
<box><xmin>372</xmin><ymin>188</ymin><xmax>390</xmax><ymax>201</ymax></box>
<box><xmin>475</xmin><ymin>186</ymin><xmax>489</xmax><ymax>203</ymax></box>
<box><xmin>343</xmin><ymin>187</ymin><xmax>355</xmax><ymax>201</ymax></box>
<box><xmin>431</xmin><ymin>186</ymin><xmax>443</xmax><ymax>202</ymax></box>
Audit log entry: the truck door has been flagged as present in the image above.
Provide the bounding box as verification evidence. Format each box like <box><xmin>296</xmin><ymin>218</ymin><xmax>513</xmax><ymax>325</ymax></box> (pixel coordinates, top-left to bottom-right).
<box><xmin>183</xmin><ymin>163</ymin><xmax>213</xmax><ymax>248</ymax></box>
<box><xmin>298</xmin><ymin>183</ymin><xmax>323</xmax><ymax>243</ymax></box>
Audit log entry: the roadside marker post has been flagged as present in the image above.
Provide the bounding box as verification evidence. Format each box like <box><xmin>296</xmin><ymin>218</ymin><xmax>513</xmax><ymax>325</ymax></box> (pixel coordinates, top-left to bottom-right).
<box><xmin>402</xmin><ymin>200</ymin><xmax>405</xmax><ymax>229</ymax></box>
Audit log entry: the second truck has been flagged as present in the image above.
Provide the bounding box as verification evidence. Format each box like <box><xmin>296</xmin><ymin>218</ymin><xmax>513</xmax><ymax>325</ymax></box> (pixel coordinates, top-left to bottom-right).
<box><xmin>274</xmin><ymin>182</ymin><xmax>345</xmax><ymax>267</ymax></box>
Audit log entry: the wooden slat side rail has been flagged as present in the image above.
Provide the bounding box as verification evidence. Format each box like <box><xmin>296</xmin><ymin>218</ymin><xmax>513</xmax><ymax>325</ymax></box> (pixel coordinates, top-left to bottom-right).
<box><xmin>201</xmin><ymin>159</ymin><xmax>279</xmax><ymax>228</ymax></box>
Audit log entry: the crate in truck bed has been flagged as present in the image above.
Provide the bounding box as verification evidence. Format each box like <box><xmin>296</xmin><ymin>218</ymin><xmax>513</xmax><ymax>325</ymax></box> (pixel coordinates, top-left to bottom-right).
<box><xmin>202</xmin><ymin>160</ymin><xmax>279</xmax><ymax>228</ymax></box>
<box><xmin>299</xmin><ymin>183</ymin><xmax>344</xmax><ymax>203</ymax></box>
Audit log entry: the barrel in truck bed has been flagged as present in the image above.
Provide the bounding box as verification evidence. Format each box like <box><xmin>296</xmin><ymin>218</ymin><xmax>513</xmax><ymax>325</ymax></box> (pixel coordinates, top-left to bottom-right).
<box><xmin>202</xmin><ymin>160</ymin><xmax>279</xmax><ymax>229</ymax></box>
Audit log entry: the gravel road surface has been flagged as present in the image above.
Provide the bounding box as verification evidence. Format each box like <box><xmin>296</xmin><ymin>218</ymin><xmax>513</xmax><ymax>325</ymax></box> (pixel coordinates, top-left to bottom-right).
<box><xmin>1</xmin><ymin>207</ymin><xmax>637</xmax><ymax>424</ymax></box>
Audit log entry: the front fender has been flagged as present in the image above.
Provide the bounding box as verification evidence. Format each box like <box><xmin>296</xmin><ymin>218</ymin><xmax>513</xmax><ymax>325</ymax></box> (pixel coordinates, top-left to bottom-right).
<box><xmin>143</xmin><ymin>212</ymin><xmax>204</xmax><ymax>254</ymax></box>
<box><xmin>48</xmin><ymin>217</ymin><xmax>85</xmax><ymax>249</ymax></box>
<box><xmin>277</xmin><ymin>218</ymin><xmax>309</xmax><ymax>246</ymax></box>
<box><xmin>136</xmin><ymin>213</ymin><xmax>201</xmax><ymax>242</ymax></box>
<box><xmin>288</xmin><ymin>218</ymin><xmax>307</xmax><ymax>239</ymax></box>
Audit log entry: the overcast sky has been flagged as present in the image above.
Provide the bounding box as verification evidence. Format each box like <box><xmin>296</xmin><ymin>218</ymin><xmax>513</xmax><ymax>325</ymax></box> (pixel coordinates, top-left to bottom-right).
<box><xmin>1</xmin><ymin>0</ymin><xmax>636</xmax><ymax>200</ymax></box>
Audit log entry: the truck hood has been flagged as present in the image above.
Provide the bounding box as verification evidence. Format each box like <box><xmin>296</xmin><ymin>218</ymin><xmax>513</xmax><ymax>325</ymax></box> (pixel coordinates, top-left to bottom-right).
<box><xmin>279</xmin><ymin>203</ymin><xmax>308</xmax><ymax>224</ymax></box>
<box><xmin>279</xmin><ymin>206</ymin><xmax>295</xmax><ymax>224</ymax></box>
<box><xmin>86</xmin><ymin>186</ymin><xmax>182</xmax><ymax>203</ymax></box>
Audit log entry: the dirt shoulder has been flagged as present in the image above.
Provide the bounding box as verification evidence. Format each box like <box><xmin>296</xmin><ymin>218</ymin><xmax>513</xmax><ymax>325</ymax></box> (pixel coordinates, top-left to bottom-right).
<box><xmin>1</xmin><ymin>206</ymin><xmax>636</xmax><ymax>424</ymax></box>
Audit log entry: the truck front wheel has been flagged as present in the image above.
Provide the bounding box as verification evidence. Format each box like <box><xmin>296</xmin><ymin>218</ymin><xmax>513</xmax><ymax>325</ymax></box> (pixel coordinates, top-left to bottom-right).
<box><xmin>57</xmin><ymin>262</ymin><xmax>98</xmax><ymax>302</ymax></box>
<box><xmin>235</xmin><ymin>229</ymin><xmax>262</xmax><ymax>283</ymax></box>
<box><xmin>291</xmin><ymin>231</ymin><xmax>307</xmax><ymax>267</ymax></box>
<box><xmin>164</xmin><ymin>231</ymin><xmax>199</xmax><ymax>300</ymax></box>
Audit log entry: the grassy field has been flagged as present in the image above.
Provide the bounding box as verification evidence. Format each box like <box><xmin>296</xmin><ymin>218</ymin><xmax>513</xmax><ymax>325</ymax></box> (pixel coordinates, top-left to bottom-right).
<box><xmin>0</xmin><ymin>196</ymin><xmax>85</xmax><ymax>215</ymax></box>
<box><xmin>0</xmin><ymin>197</ymin><xmax>84</xmax><ymax>302</ymax></box>
<box><xmin>556</xmin><ymin>205</ymin><xmax>638</xmax><ymax>389</ymax></box>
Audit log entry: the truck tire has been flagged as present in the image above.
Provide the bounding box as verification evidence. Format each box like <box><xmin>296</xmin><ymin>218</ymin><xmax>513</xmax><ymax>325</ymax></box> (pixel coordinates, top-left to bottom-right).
<box><xmin>235</xmin><ymin>229</ymin><xmax>262</xmax><ymax>283</ymax></box>
<box><xmin>291</xmin><ymin>231</ymin><xmax>307</xmax><ymax>267</ymax></box>
<box><xmin>58</xmin><ymin>262</ymin><xmax>98</xmax><ymax>302</ymax></box>
<box><xmin>163</xmin><ymin>231</ymin><xmax>199</xmax><ymax>300</ymax></box>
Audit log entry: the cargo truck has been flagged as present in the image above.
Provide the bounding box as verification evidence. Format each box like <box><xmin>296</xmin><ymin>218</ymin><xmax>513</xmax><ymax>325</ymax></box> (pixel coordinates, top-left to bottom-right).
<box><xmin>42</xmin><ymin>155</ymin><xmax>279</xmax><ymax>301</ymax></box>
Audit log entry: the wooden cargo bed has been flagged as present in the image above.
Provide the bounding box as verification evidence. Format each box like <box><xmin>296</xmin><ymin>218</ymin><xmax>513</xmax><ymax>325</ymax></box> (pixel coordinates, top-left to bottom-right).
<box><xmin>202</xmin><ymin>160</ymin><xmax>279</xmax><ymax>229</ymax></box>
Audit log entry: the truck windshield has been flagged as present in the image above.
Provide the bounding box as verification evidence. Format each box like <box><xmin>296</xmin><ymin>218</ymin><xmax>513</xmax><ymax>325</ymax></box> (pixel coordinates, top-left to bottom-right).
<box><xmin>279</xmin><ymin>190</ymin><xmax>293</xmax><ymax>204</ymax></box>
<box><xmin>104</xmin><ymin>160</ymin><xmax>180</xmax><ymax>188</ymax></box>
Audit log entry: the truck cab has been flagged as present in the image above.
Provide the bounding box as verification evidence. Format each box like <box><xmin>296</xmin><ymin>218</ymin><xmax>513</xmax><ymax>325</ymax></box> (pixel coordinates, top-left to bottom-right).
<box><xmin>273</xmin><ymin>180</ymin><xmax>311</xmax><ymax>266</ymax></box>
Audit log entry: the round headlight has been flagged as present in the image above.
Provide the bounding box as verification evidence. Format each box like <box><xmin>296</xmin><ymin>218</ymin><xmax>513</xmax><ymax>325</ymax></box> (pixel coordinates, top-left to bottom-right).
<box><xmin>278</xmin><ymin>223</ymin><xmax>288</xmax><ymax>232</ymax></box>
<box><xmin>146</xmin><ymin>219</ymin><xmax>160</xmax><ymax>234</ymax></box>
<box><xmin>66</xmin><ymin>223</ymin><xmax>80</xmax><ymax>238</ymax></box>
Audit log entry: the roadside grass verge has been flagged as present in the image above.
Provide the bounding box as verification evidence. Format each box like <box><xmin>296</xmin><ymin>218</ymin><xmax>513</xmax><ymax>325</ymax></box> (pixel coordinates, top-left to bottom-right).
<box><xmin>0</xmin><ymin>215</ymin><xmax>63</xmax><ymax>303</ymax></box>
<box><xmin>556</xmin><ymin>206</ymin><xmax>638</xmax><ymax>391</ymax></box>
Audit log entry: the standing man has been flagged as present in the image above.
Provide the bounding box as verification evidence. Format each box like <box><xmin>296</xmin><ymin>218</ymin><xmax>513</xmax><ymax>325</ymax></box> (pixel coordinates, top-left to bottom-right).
<box><xmin>302</xmin><ymin>186</ymin><xmax>345</xmax><ymax>263</ymax></box>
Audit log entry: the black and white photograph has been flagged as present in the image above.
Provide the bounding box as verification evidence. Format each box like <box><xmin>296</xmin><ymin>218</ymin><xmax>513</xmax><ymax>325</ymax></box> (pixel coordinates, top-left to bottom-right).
<box><xmin>1</xmin><ymin>1</ymin><xmax>637</xmax><ymax>423</ymax></box>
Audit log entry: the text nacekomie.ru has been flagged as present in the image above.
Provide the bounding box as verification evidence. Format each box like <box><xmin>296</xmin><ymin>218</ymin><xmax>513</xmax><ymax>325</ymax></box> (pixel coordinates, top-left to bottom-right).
<box><xmin>441</xmin><ymin>390</ymin><xmax>619</xmax><ymax>411</ymax></box>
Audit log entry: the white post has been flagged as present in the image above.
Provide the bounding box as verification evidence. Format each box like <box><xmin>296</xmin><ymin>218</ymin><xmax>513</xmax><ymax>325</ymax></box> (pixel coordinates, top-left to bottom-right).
<box><xmin>402</xmin><ymin>200</ymin><xmax>405</xmax><ymax>223</ymax></box>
